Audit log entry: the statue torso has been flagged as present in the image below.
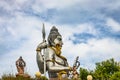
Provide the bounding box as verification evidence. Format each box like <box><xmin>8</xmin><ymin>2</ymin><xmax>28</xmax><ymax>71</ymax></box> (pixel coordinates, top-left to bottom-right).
<box><xmin>45</xmin><ymin>47</ymin><xmax>68</xmax><ymax>68</ymax></box>
<box><xmin>45</xmin><ymin>47</ymin><xmax>69</xmax><ymax>78</ymax></box>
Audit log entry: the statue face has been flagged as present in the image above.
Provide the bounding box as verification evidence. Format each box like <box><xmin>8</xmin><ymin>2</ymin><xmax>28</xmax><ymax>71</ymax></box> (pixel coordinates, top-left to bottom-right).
<box><xmin>54</xmin><ymin>36</ymin><xmax>63</xmax><ymax>47</ymax></box>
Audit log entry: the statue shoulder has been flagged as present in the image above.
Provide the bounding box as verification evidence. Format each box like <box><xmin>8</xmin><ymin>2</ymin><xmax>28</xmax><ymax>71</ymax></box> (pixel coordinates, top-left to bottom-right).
<box><xmin>45</xmin><ymin>47</ymin><xmax>55</xmax><ymax>59</ymax></box>
<box><xmin>46</xmin><ymin>47</ymin><xmax>55</xmax><ymax>53</ymax></box>
<box><xmin>36</xmin><ymin>42</ymin><xmax>47</xmax><ymax>51</ymax></box>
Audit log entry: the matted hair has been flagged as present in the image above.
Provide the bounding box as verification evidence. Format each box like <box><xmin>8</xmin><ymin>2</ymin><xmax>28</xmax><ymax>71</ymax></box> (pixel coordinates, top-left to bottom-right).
<box><xmin>47</xmin><ymin>26</ymin><xmax>61</xmax><ymax>46</ymax></box>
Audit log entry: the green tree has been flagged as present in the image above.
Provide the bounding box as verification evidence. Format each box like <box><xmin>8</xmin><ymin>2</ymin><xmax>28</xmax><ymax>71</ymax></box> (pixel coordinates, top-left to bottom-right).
<box><xmin>110</xmin><ymin>71</ymin><xmax>120</xmax><ymax>80</ymax></box>
<box><xmin>94</xmin><ymin>58</ymin><xmax>120</xmax><ymax>80</ymax></box>
<box><xmin>79</xmin><ymin>67</ymin><xmax>89</xmax><ymax>80</ymax></box>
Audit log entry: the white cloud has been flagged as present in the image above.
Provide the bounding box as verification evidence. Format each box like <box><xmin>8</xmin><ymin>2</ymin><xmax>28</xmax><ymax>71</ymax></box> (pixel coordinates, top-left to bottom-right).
<box><xmin>33</xmin><ymin>0</ymin><xmax>79</xmax><ymax>9</ymax></box>
<box><xmin>33</xmin><ymin>0</ymin><xmax>120</xmax><ymax>12</ymax></box>
<box><xmin>106</xmin><ymin>18</ymin><xmax>120</xmax><ymax>32</ymax></box>
<box><xmin>63</xmin><ymin>38</ymin><xmax>120</xmax><ymax>69</ymax></box>
<box><xmin>48</xmin><ymin>24</ymin><xmax>120</xmax><ymax>70</ymax></box>
<box><xmin>1</xmin><ymin>15</ymin><xmax>120</xmax><ymax>77</ymax></box>
<box><xmin>0</xmin><ymin>39</ymin><xmax>38</xmax><ymax>77</ymax></box>
<box><xmin>1</xmin><ymin>0</ymin><xmax>120</xmax><ymax>78</ymax></box>
<box><xmin>58</xmin><ymin>23</ymin><xmax>97</xmax><ymax>41</ymax></box>
<box><xmin>0</xmin><ymin>12</ymin><xmax>54</xmax><ymax>77</ymax></box>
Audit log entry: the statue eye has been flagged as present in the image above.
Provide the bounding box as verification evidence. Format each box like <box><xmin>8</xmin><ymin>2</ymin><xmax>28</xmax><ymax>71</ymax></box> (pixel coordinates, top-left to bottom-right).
<box><xmin>58</xmin><ymin>38</ymin><xmax>62</xmax><ymax>41</ymax></box>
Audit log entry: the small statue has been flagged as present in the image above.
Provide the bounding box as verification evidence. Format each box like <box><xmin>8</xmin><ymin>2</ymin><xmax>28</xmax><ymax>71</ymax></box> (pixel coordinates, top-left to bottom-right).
<box><xmin>16</xmin><ymin>56</ymin><xmax>26</xmax><ymax>75</ymax></box>
<box><xmin>72</xmin><ymin>56</ymin><xmax>80</xmax><ymax>80</ymax></box>
<box><xmin>72</xmin><ymin>66</ymin><xmax>79</xmax><ymax>80</ymax></box>
<box><xmin>16</xmin><ymin>56</ymin><xmax>30</xmax><ymax>78</ymax></box>
<box><xmin>36</xmin><ymin>25</ymin><xmax>71</xmax><ymax>80</ymax></box>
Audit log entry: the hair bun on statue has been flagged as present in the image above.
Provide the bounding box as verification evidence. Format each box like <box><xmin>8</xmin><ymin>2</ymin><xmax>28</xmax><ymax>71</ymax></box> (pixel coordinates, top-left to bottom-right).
<box><xmin>48</xmin><ymin>26</ymin><xmax>61</xmax><ymax>46</ymax></box>
<box><xmin>50</xmin><ymin>26</ymin><xmax>58</xmax><ymax>32</ymax></box>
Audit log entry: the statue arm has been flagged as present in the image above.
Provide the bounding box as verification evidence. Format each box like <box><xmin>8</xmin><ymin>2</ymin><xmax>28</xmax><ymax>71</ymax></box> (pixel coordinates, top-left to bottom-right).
<box><xmin>16</xmin><ymin>60</ymin><xmax>19</xmax><ymax>66</ymax></box>
<box><xmin>23</xmin><ymin>60</ymin><xmax>26</xmax><ymax>67</ymax></box>
<box><xmin>47</xmin><ymin>64</ymin><xmax>70</xmax><ymax>72</ymax></box>
<box><xmin>36</xmin><ymin>43</ymin><xmax>42</xmax><ymax>52</ymax></box>
<box><xmin>36</xmin><ymin>42</ymin><xmax>47</xmax><ymax>74</ymax></box>
<box><xmin>36</xmin><ymin>42</ymin><xmax>47</xmax><ymax>52</ymax></box>
<box><xmin>36</xmin><ymin>42</ymin><xmax>47</xmax><ymax>63</ymax></box>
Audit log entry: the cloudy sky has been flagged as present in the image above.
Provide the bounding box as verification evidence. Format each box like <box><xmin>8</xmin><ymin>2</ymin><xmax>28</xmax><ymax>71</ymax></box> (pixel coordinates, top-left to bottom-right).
<box><xmin>0</xmin><ymin>0</ymin><xmax>120</xmax><ymax>78</ymax></box>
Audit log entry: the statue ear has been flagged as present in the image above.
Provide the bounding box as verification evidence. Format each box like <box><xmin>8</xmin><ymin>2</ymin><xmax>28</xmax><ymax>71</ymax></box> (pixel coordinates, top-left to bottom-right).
<box><xmin>48</xmin><ymin>38</ymin><xmax>55</xmax><ymax>46</ymax></box>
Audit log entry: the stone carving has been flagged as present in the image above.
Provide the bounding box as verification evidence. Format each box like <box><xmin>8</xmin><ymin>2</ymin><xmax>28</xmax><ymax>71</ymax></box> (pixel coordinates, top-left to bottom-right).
<box><xmin>16</xmin><ymin>56</ymin><xmax>30</xmax><ymax>78</ymax></box>
<box><xmin>36</xmin><ymin>25</ymin><xmax>80</xmax><ymax>80</ymax></box>
<box><xmin>16</xmin><ymin>56</ymin><xmax>26</xmax><ymax>75</ymax></box>
<box><xmin>72</xmin><ymin>66</ymin><xmax>79</xmax><ymax>80</ymax></box>
<box><xmin>72</xmin><ymin>56</ymin><xmax>80</xmax><ymax>80</ymax></box>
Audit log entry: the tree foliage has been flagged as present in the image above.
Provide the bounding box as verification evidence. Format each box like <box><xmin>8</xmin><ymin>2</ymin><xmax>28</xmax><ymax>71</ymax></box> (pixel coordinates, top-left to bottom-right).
<box><xmin>79</xmin><ymin>67</ymin><xmax>89</xmax><ymax>80</ymax></box>
<box><xmin>110</xmin><ymin>71</ymin><xmax>120</xmax><ymax>80</ymax></box>
<box><xmin>79</xmin><ymin>58</ymin><xmax>120</xmax><ymax>80</ymax></box>
<box><xmin>94</xmin><ymin>58</ymin><xmax>120</xmax><ymax>80</ymax></box>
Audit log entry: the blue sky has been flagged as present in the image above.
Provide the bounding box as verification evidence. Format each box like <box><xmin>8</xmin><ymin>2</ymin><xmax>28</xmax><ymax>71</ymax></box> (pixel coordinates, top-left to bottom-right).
<box><xmin>0</xmin><ymin>0</ymin><xmax>120</xmax><ymax>77</ymax></box>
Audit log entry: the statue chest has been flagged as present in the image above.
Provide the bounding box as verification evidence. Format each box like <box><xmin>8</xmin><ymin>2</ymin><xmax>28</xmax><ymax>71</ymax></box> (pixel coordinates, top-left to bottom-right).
<box><xmin>46</xmin><ymin>48</ymin><xmax>68</xmax><ymax>66</ymax></box>
<box><xmin>19</xmin><ymin>61</ymin><xmax>24</xmax><ymax>67</ymax></box>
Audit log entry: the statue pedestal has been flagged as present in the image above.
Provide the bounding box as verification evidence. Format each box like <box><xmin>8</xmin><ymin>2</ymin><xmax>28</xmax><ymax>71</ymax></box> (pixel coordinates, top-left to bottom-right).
<box><xmin>16</xmin><ymin>73</ymin><xmax>30</xmax><ymax>78</ymax></box>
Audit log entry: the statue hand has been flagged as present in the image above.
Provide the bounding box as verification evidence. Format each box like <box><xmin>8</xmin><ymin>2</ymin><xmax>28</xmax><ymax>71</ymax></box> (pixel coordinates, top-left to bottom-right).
<box><xmin>39</xmin><ymin>41</ymin><xmax>47</xmax><ymax>48</ymax></box>
<box><xmin>36</xmin><ymin>41</ymin><xmax>47</xmax><ymax>51</ymax></box>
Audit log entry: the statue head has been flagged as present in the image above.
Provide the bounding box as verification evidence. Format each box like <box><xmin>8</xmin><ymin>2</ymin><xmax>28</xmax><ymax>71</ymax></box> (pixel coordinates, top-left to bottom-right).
<box><xmin>19</xmin><ymin>56</ymin><xmax>23</xmax><ymax>60</ymax></box>
<box><xmin>48</xmin><ymin>26</ymin><xmax>63</xmax><ymax>47</ymax></box>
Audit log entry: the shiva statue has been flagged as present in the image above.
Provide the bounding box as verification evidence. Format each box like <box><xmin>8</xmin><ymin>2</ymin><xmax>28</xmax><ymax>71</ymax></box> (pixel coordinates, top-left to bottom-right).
<box><xmin>36</xmin><ymin>25</ymin><xmax>71</xmax><ymax>80</ymax></box>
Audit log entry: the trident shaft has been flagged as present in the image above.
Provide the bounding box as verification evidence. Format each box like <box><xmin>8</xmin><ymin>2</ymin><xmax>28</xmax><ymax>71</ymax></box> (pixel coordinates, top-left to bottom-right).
<box><xmin>42</xmin><ymin>23</ymin><xmax>46</xmax><ymax>76</ymax></box>
<box><xmin>42</xmin><ymin>23</ymin><xmax>46</xmax><ymax>42</ymax></box>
